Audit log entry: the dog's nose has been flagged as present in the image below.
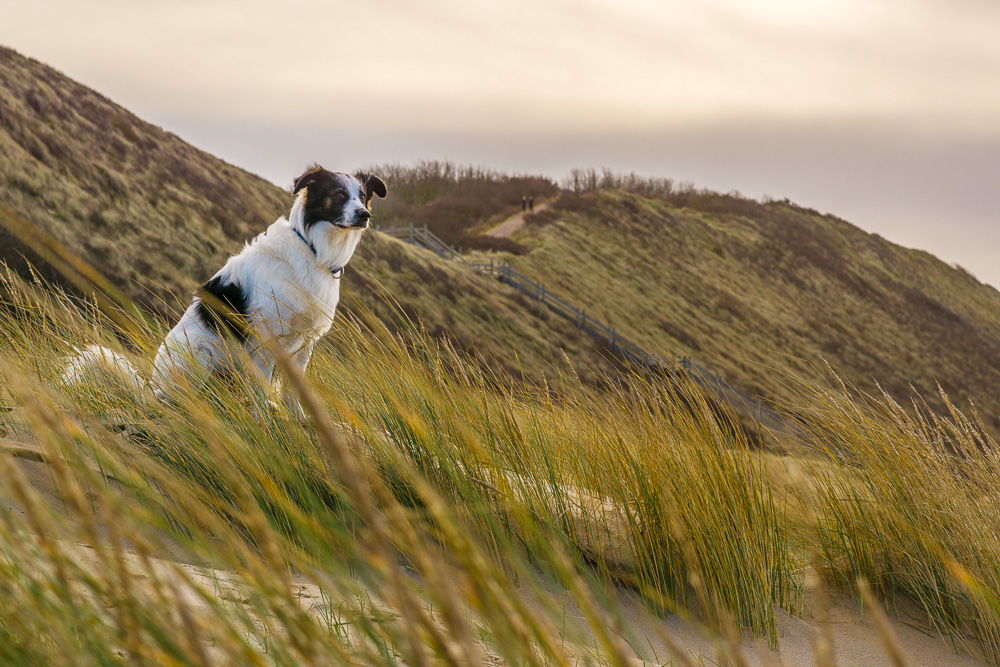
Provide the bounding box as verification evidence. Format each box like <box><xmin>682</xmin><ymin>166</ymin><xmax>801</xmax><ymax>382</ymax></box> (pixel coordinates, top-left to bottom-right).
<box><xmin>356</xmin><ymin>209</ymin><xmax>371</xmax><ymax>222</ymax></box>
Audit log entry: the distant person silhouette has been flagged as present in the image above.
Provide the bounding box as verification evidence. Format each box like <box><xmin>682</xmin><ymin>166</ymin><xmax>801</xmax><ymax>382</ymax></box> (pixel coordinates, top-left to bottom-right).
<box><xmin>528</xmin><ymin>196</ymin><xmax>534</xmax><ymax>212</ymax></box>
<box><xmin>521</xmin><ymin>195</ymin><xmax>527</xmax><ymax>211</ymax></box>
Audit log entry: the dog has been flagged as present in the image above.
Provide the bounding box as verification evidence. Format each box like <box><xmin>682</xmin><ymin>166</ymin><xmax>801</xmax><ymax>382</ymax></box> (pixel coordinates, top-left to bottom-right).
<box><xmin>63</xmin><ymin>165</ymin><xmax>386</xmax><ymax>418</ymax></box>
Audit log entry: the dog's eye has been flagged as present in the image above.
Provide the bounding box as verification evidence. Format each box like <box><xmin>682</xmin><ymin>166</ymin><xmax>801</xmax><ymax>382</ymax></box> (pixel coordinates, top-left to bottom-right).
<box><xmin>334</xmin><ymin>191</ymin><xmax>347</xmax><ymax>203</ymax></box>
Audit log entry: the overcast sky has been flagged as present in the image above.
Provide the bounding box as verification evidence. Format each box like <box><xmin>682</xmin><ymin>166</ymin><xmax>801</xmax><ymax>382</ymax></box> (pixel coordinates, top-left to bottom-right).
<box><xmin>2</xmin><ymin>0</ymin><xmax>999</xmax><ymax>285</ymax></box>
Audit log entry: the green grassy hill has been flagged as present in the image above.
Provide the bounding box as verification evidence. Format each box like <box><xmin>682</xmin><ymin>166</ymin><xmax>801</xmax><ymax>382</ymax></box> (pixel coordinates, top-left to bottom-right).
<box><xmin>489</xmin><ymin>186</ymin><xmax>1000</xmax><ymax>432</ymax></box>
<box><xmin>0</xmin><ymin>46</ymin><xmax>287</xmax><ymax>311</ymax></box>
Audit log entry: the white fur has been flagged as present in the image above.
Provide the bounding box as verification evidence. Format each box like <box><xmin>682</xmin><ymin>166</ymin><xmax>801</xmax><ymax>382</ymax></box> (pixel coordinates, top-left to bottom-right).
<box><xmin>61</xmin><ymin>344</ymin><xmax>145</xmax><ymax>395</ymax></box>
<box><xmin>64</xmin><ymin>180</ymin><xmax>370</xmax><ymax>419</ymax></box>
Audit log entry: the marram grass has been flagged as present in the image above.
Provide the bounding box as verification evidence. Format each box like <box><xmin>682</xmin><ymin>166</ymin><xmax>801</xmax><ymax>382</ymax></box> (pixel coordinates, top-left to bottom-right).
<box><xmin>1</xmin><ymin>267</ymin><xmax>999</xmax><ymax>664</ymax></box>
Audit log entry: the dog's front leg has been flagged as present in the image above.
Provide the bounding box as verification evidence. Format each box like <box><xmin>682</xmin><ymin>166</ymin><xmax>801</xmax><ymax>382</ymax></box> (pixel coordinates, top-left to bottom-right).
<box><xmin>246</xmin><ymin>349</ymin><xmax>280</xmax><ymax>416</ymax></box>
<box><xmin>281</xmin><ymin>339</ymin><xmax>316</xmax><ymax>423</ymax></box>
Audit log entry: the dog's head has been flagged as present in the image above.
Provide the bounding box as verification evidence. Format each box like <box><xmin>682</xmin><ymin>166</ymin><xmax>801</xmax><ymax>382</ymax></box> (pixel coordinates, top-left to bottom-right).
<box><xmin>293</xmin><ymin>165</ymin><xmax>387</xmax><ymax>232</ymax></box>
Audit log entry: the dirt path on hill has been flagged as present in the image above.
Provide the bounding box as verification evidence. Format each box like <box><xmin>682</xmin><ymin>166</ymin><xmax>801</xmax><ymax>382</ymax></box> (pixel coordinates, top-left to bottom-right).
<box><xmin>485</xmin><ymin>201</ymin><xmax>551</xmax><ymax>238</ymax></box>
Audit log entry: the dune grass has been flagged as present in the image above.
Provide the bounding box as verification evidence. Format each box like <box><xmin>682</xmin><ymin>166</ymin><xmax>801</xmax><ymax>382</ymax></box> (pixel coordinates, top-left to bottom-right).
<box><xmin>1</xmin><ymin>266</ymin><xmax>1000</xmax><ymax>664</ymax></box>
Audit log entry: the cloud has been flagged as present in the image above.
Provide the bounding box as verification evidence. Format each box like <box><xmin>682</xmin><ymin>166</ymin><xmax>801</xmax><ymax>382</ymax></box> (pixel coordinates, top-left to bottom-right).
<box><xmin>2</xmin><ymin>0</ymin><xmax>998</xmax><ymax>283</ymax></box>
<box><xmin>3</xmin><ymin>0</ymin><xmax>999</xmax><ymax>130</ymax></box>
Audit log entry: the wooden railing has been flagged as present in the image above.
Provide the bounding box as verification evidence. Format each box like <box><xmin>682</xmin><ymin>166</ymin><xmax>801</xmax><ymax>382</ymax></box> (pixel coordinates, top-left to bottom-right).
<box><xmin>378</xmin><ymin>224</ymin><xmax>800</xmax><ymax>443</ymax></box>
<box><xmin>380</xmin><ymin>224</ymin><xmax>466</xmax><ymax>263</ymax></box>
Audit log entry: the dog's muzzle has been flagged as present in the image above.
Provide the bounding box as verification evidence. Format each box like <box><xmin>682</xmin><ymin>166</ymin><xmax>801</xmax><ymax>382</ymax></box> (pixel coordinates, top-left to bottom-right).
<box><xmin>350</xmin><ymin>209</ymin><xmax>371</xmax><ymax>229</ymax></box>
<box><xmin>335</xmin><ymin>211</ymin><xmax>370</xmax><ymax>230</ymax></box>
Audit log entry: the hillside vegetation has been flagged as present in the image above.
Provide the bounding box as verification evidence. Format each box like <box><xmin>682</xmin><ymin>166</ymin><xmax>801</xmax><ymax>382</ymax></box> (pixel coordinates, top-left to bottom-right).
<box><xmin>0</xmin><ymin>46</ymin><xmax>287</xmax><ymax>311</ymax></box>
<box><xmin>366</xmin><ymin>160</ymin><xmax>557</xmax><ymax>254</ymax></box>
<box><xmin>486</xmin><ymin>184</ymin><xmax>1000</xmax><ymax>434</ymax></box>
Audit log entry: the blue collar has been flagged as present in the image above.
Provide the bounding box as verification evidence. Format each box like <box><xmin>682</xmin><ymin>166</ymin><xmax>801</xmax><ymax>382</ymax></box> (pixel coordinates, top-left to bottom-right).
<box><xmin>292</xmin><ymin>227</ymin><xmax>343</xmax><ymax>279</ymax></box>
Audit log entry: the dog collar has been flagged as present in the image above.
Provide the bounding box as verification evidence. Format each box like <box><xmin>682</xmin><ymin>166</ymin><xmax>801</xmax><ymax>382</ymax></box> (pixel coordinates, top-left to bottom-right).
<box><xmin>292</xmin><ymin>227</ymin><xmax>344</xmax><ymax>279</ymax></box>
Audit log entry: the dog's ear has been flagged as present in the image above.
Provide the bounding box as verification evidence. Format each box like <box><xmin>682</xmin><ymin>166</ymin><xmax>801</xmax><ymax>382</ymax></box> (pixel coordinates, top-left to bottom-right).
<box><xmin>293</xmin><ymin>164</ymin><xmax>325</xmax><ymax>194</ymax></box>
<box><xmin>359</xmin><ymin>173</ymin><xmax>387</xmax><ymax>201</ymax></box>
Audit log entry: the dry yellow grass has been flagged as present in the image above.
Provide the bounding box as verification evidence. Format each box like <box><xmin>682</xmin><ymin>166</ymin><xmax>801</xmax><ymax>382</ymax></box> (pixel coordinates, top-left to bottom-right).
<box><xmin>1</xmin><ymin>262</ymin><xmax>998</xmax><ymax>664</ymax></box>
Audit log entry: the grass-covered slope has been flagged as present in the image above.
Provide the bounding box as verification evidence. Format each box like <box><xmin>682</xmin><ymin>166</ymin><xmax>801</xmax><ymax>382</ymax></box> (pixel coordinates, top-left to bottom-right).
<box><xmin>499</xmin><ymin>188</ymin><xmax>1000</xmax><ymax>430</ymax></box>
<box><xmin>342</xmin><ymin>232</ymin><xmax>622</xmax><ymax>385</ymax></box>
<box><xmin>0</xmin><ymin>46</ymin><xmax>288</xmax><ymax>310</ymax></box>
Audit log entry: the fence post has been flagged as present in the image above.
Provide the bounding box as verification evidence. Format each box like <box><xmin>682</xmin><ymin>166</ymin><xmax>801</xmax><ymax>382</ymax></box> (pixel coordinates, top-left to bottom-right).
<box><xmin>408</xmin><ymin>223</ymin><xmax>414</xmax><ymax>243</ymax></box>
<box><xmin>576</xmin><ymin>308</ymin><xmax>582</xmax><ymax>327</ymax></box>
<box><xmin>609</xmin><ymin>327</ymin><xmax>615</xmax><ymax>345</ymax></box>
<box><xmin>538</xmin><ymin>284</ymin><xmax>545</xmax><ymax>301</ymax></box>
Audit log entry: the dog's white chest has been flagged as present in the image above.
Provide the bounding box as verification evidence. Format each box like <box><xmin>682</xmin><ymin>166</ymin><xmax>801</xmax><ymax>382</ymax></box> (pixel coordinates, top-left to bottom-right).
<box><xmin>255</xmin><ymin>266</ymin><xmax>341</xmax><ymax>341</ymax></box>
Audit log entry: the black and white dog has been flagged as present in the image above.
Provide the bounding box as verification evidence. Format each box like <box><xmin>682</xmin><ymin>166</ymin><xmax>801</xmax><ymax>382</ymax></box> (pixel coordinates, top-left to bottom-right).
<box><xmin>64</xmin><ymin>165</ymin><xmax>386</xmax><ymax>417</ymax></box>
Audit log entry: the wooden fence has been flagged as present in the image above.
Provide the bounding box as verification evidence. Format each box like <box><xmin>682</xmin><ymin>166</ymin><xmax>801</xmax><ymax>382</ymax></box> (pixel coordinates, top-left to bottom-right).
<box><xmin>378</xmin><ymin>224</ymin><xmax>800</xmax><ymax>442</ymax></box>
<box><xmin>380</xmin><ymin>224</ymin><xmax>466</xmax><ymax>263</ymax></box>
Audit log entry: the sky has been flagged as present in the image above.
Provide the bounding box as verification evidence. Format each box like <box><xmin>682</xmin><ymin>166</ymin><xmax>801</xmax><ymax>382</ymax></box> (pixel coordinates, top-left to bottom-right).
<box><xmin>2</xmin><ymin>0</ymin><xmax>999</xmax><ymax>284</ymax></box>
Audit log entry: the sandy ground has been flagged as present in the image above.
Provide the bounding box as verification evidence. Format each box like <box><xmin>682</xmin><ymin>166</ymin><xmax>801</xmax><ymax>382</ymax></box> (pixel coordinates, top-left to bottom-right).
<box><xmin>0</xmin><ymin>432</ymin><xmax>987</xmax><ymax>665</ymax></box>
<box><xmin>584</xmin><ymin>586</ymin><xmax>984</xmax><ymax>666</ymax></box>
<box><xmin>485</xmin><ymin>201</ymin><xmax>551</xmax><ymax>238</ymax></box>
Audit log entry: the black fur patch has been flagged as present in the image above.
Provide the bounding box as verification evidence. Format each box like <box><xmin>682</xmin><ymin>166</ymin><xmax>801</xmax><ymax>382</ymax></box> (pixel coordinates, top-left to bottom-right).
<box><xmin>356</xmin><ymin>172</ymin><xmax>388</xmax><ymax>202</ymax></box>
<box><xmin>195</xmin><ymin>275</ymin><xmax>251</xmax><ymax>342</ymax></box>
